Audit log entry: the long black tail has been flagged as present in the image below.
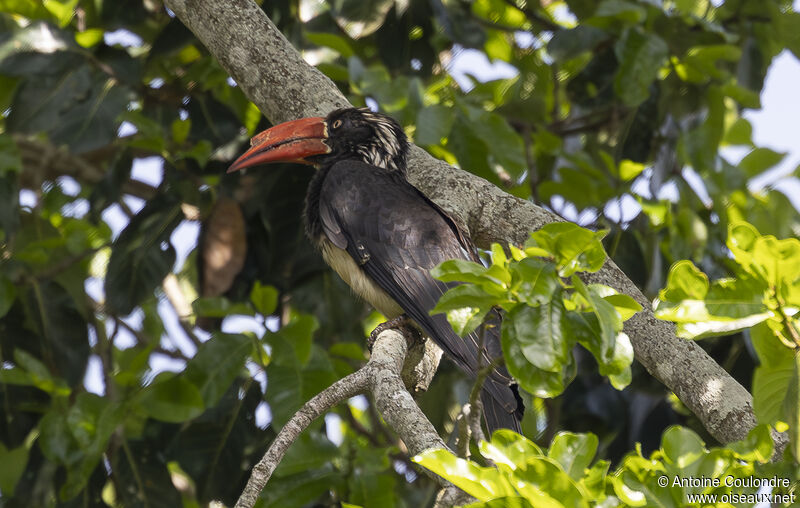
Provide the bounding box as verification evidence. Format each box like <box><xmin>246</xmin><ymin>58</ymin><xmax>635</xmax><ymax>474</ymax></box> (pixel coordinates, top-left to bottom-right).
<box><xmin>481</xmin><ymin>378</ymin><xmax>523</xmax><ymax>435</ymax></box>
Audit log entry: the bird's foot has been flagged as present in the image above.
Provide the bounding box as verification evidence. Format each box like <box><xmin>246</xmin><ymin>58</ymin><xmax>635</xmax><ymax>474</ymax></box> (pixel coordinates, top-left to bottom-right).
<box><xmin>368</xmin><ymin>314</ymin><xmax>422</xmax><ymax>351</ymax></box>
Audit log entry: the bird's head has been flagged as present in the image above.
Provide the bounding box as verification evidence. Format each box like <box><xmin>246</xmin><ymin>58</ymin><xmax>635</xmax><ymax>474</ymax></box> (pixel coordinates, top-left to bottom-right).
<box><xmin>228</xmin><ymin>107</ymin><xmax>409</xmax><ymax>174</ymax></box>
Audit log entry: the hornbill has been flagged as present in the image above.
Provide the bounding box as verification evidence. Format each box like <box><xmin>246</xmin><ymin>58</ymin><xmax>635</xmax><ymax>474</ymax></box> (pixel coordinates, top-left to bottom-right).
<box><xmin>228</xmin><ymin>107</ymin><xmax>523</xmax><ymax>433</ymax></box>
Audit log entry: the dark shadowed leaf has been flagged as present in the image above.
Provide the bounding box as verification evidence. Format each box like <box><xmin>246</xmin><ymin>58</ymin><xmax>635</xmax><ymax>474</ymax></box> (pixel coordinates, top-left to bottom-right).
<box><xmin>185</xmin><ymin>333</ymin><xmax>252</xmax><ymax>407</ymax></box>
<box><xmin>105</xmin><ymin>195</ymin><xmax>183</xmax><ymax>315</ymax></box>
<box><xmin>138</xmin><ymin>373</ymin><xmax>205</xmax><ymax>423</ymax></box>
<box><xmin>614</xmin><ymin>27</ymin><xmax>668</xmax><ymax>106</ymax></box>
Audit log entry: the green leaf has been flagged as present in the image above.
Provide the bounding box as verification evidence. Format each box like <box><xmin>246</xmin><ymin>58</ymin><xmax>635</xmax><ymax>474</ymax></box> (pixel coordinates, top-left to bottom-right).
<box><xmin>171</xmin><ymin>118</ymin><xmax>191</xmax><ymax>145</ymax></box>
<box><xmin>274</xmin><ymin>432</ymin><xmax>340</xmax><ymax>477</ymax></box>
<box><xmin>0</xmin><ymin>133</ymin><xmax>22</xmax><ymax>176</ymax></box>
<box><xmin>502</xmin><ymin>315</ymin><xmax>575</xmax><ymax>397</ymax></box>
<box><xmin>412</xmin><ymin>448</ymin><xmax>517</xmax><ymax>500</ymax></box>
<box><xmin>305</xmin><ymin>31</ymin><xmax>355</xmax><ymax>58</ymax></box>
<box><xmin>547</xmin><ymin>432</ymin><xmax>598</xmax><ymax>481</ymax></box>
<box><xmin>661</xmin><ymin>426</ymin><xmax>705</xmax><ymax>468</ymax></box>
<box><xmin>13</xmin><ymin>349</ymin><xmax>70</xmax><ymax>396</ymax></box>
<box><xmin>753</xmin><ymin>362</ymin><xmax>795</xmax><ymax>425</ymax></box>
<box><xmin>727</xmin><ymin>424</ymin><xmax>773</xmax><ymax>463</ymax></box>
<box><xmin>415</xmin><ymin>105</ymin><xmax>455</xmax><ymax>146</ymax></box>
<box><xmin>750</xmin><ymin>322</ymin><xmax>794</xmax><ymax>368</ymax></box>
<box><xmin>602</xmin><ymin>293</ymin><xmax>642</xmax><ymax>321</ymax></box>
<box><xmin>431</xmin><ymin>284</ymin><xmax>500</xmax><ymax>336</ymax></box>
<box><xmin>480</xmin><ymin>429</ymin><xmax>544</xmax><ymax>469</ymax></box>
<box><xmin>331</xmin><ymin>0</ymin><xmax>394</xmax><ymax>39</ymax></box>
<box><xmin>250</xmin><ymin>281</ymin><xmax>279</xmax><ymax>315</ymax></box>
<box><xmin>510</xmin><ymin>456</ymin><xmax>589</xmax><ymax>508</ymax></box>
<box><xmin>274</xmin><ymin>312</ymin><xmax>319</xmax><ymax>367</ymax></box>
<box><xmin>655</xmin><ymin>260</ymin><xmax>772</xmax><ymax>338</ymax></box>
<box><xmin>105</xmin><ymin>195</ymin><xmax>183</xmax><ymax>315</ymax></box>
<box><xmin>781</xmin><ymin>351</ymin><xmax>800</xmax><ymax>461</ymax></box>
<box><xmin>266</xmin><ymin>346</ymin><xmax>337</xmax><ymax>427</ymax></box>
<box><xmin>588</xmin><ymin>0</ymin><xmax>647</xmax><ymax>27</ymax></box>
<box><xmin>138</xmin><ymin>373</ymin><xmax>205</xmax><ymax>423</ymax></box>
<box><xmin>614</xmin><ymin>28</ymin><xmax>668</xmax><ymax>107</ymax></box>
<box><xmin>503</xmin><ymin>298</ymin><xmax>569</xmax><ymax>372</ymax></box>
<box><xmin>723</xmin><ymin>117</ymin><xmax>753</xmax><ymax>146</ymax></box>
<box><xmin>777</xmin><ymin>11</ymin><xmax>800</xmax><ymax>62</ymax></box>
<box><xmin>511</xmin><ymin>257</ymin><xmax>560</xmax><ymax>306</ymax></box>
<box><xmin>60</xmin><ymin>394</ymin><xmax>123</xmax><ymax>499</ymax></box>
<box><xmin>192</xmin><ymin>296</ymin><xmax>256</xmax><ymax>318</ymax></box>
<box><xmin>548</xmin><ymin>25</ymin><xmax>608</xmax><ymax>62</ymax></box>
<box><xmin>571</xmin><ymin>278</ymin><xmax>621</xmax><ymax>363</ymax></box>
<box><xmin>618</xmin><ymin>159</ymin><xmax>645</xmax><ymax>181</ymax></box>
<box><xmin>738</xmin><ymin>147</ymin><xmax>786</xmax><ymax>177</ymax></box>
<box><xmin>526</xmin><ymin>223</ymin><xmax>607</xmax><ymax>277</ymax></box>
<box><xmin>0</xmin><ymin>441</ymin><xmax>28</xmax><ymax>495</ymax></box>
<box><xmin>432</xmin><ymin>258</ymin><xmax>507</xmax><ymax>295</ymax></box>
<box><xmin>185</xmin><ymin>333</ymin><xmax>251</xmax><ymax>407</ymax></box>
<box><xmin>0</xmin><ymin>275</ymin><xmax>16</xmax><ymax>318</ymax></box>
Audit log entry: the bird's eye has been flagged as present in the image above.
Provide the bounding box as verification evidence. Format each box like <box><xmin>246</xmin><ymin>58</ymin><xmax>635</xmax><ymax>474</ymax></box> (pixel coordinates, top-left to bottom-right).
<box><xmin>332</xmin><ymin>119</ymin><xmax>342</xmax><ymax>129</ymax></box>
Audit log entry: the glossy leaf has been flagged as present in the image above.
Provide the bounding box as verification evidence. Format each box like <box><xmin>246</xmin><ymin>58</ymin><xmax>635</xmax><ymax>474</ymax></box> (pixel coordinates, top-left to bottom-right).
<box><xmin>548</xmin><ymin>432</ymin><xmax>598</xmax><ymax>481</ymax></box>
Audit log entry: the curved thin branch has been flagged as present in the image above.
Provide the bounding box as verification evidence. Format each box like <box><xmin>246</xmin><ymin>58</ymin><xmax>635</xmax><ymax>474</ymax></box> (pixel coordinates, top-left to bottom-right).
<box><xmin>163</xmin><ymin>0</ymin><xmax>764</xmax><ymax>446</ymax></box>
<box><xmin>235</xmin><ymin>329</ymin><xmax>450</xmax><ymax>508</ymax></box>
<box><xmin>235</xmin><ymin>368</ymin><xmax>370</xmax><ymax>508</ymax></box>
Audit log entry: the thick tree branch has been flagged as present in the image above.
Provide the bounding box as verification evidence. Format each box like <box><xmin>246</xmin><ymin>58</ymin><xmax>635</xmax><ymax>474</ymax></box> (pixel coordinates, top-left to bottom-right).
<box><xmin>163</xmin><ymin>0</ymin><xmax>764</xmax><ymax>445</ymax></box>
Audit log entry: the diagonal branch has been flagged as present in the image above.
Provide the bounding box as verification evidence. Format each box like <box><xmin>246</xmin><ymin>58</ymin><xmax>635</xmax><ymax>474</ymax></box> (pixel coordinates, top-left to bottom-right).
<box><xmin>163</xmin><ymin>0</ymin><xmax>765</xmax><ymax>446</ymax></box>
<box><xmin>235</xmin><ymin>328</ymin><xmax>451</xmax><ymax>508</ymax></box>
<box><xmin>235</xmin><ymin>368</ymin><xmax>370</xmax><ymax>508</ymax></box>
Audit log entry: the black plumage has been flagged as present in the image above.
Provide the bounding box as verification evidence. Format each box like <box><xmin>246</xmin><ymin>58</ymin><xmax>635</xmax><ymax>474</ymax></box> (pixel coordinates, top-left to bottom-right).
<box><xmin>230</xmin><ymin>108</ymin><xmax>523</xmax><ymax>433</ymax></box>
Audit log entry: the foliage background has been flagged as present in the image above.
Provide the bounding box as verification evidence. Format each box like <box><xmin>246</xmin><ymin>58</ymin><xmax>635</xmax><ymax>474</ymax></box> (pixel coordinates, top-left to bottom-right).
<box><xmin>0</xmin><ymin>0</ymin><xmax>798</xmax><ymax>506</ymax></box>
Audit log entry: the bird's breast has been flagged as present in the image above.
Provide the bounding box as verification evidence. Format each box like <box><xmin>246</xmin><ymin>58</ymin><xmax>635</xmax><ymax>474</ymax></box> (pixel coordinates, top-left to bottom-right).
<box><xmin>318</xmin><ymin>237</ymin><xmax>404</xmax><ymax>318</ymax></box>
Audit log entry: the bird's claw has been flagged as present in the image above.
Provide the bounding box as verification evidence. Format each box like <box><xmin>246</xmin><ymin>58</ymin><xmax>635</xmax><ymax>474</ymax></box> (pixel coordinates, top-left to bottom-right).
<box><xmin>368</xmin><ymin>314</ymin><xmax>422</xmax><ymax>351</ymax></box>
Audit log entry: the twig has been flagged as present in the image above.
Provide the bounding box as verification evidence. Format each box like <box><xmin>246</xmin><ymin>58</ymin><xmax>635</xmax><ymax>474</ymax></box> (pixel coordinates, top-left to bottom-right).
<box><xmin>235</xmin><ymin>328</ymin><xmax>452</xmax><ymax>508</ymax></box>
<box><xmin>236</xmin><ymin>368</ymin><xmax>370</xmax><ymax>508</ymax></box>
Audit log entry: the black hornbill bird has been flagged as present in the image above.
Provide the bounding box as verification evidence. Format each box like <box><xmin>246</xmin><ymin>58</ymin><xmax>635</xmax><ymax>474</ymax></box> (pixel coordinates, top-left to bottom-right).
<box><xmin>228</xmin><ymin>107</ymin><xmax>523</xmax><ymax>433</ymax></box>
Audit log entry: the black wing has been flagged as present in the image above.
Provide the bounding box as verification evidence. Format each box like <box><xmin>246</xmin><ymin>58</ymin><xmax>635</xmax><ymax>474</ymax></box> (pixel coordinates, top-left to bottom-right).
<box><xmin>319</xmin><ymin>160</ymin><xmax>521</xmax><ymax>432</ymax></box>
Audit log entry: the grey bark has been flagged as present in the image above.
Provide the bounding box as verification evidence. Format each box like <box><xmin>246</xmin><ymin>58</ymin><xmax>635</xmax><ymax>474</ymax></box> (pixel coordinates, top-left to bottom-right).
<box><xmin>163</xmin><ymin>0</ymin><xmax>764</xmax><ymax>446</ymax></box>
<box><xmin>235</xmin><ymin>329</ymin><xmax>448</xmax><ymax>508</ymax></box>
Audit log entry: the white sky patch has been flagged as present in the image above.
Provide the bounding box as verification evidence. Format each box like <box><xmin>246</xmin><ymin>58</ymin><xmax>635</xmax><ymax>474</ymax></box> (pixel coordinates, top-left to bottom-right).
<box><xmin>122</xmin><ymin>195</ymin><xmax>146</xmax><ymax>215</ymax></box>
<box><xmin>118</xmin><ymin>121</ymin><xmax>138</xmax><ymax>137</ymax></box>
<box><xmin>101</xmin><ymin>204</ymin><xmax>130</xmax><ymax>239</ymax></box>
<box><xmin>57</xmin><ymin>176</ymin><xmax>81</xmax><ymax>196</ymax></box>
<box><xmin>325</xmin><ymin>413</ymin><xmax>343</xmax><ymax>446</ymax></box>
<box><xmin>84</xmin><ymin>277</ymin><xmax>104</xmax><ymax>304</ymax></box>
<box><xmin>171</xmin><ymin>220</ymin><xmax>200</xmax><ymax>271</ymax></box>
<box><xmin>222</xmin><ymin>315</ymin><xmax>267</xmax><ymax>337</ymax></box>
<box><xmin>447</xmin><ymin>45</ymin><xmax>519</xmax><ymax>91</ymax></box>
<box><xmin>19</xmin><ymin>189</ymin><xmax>37</xmax><ymax>209</ymax></box>
<box><xmin>131</xmin><ymin>157</ymin><xmax>165</xmax><ymax>188</ymax></box>
<box><xmin>681</xmin><ymin>167</ymin><xmax>712</xmax><ymax>207</ymax></box>
<box><xmin>744</xmin><ymin>49</ymin><xmax>800</xmax><ymax>191</ymax></box>
<box><xmin>148</xmin><ymin>353</ymin><xmax>186</xmax><ymax>376</ymax></box>
<box><xmin>349</xmin><ymin>394</ymin><xmax>368</xmax><ymax>411</ymax></box>
<box><xmin>83</xmin><ymin>355</ymin><xmax>105</xmax><ymax>395</ymax></box>
<box><xmin>104</xmin><ymin>29</ymin><xmax>143</xmax><ymax>48</ymax></box>
<box><xmin>157</xmin><ymin>299</ymin><xmax>199</xmax><ymax>357</ymax></box>
<box><xmin>61</xmin><ymin>198</ymin><xmax>90</xmax><ymax>219</ymax></box>
<box><xmin>604</xmin><ymin>194</ymin><xmax>642</xmax><ymax>224</ymax></box>
<box><xmin>255</xmin><ymin>402</ymin><xmax>271</xmax><ymax>429</ymax></box>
